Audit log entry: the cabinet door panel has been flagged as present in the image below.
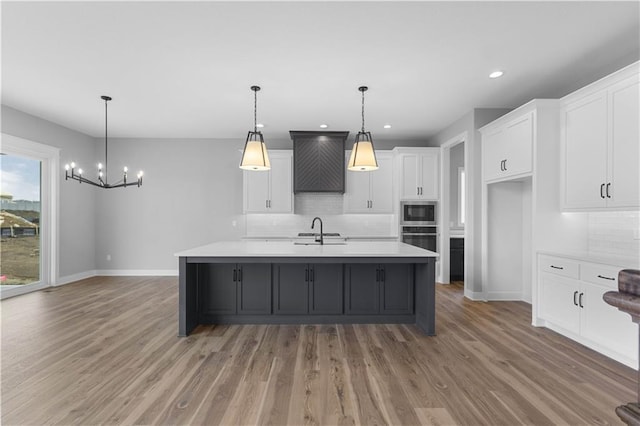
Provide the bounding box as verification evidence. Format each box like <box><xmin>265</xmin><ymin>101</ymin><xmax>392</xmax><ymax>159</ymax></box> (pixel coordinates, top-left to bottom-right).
<box><xmin>608</xmin><ymin>76</ymin><xmax>640</xmax><ymax>208</ymax></box>
<box><xmin>237</xmin><ymin>264</ymin><xmax>272</xmax><ymax>314</ymax></box>
<box><xmin>345</xmin><ymin>264</ymin><xmax>379</xmax><ymax>314</ymax></box>
<box><xmin>400</xmin><ymin>155</ymin><xmax>420</xmax><ymax>199</ymax></box>
<box><xmin>273</xmin><ymin>264</ymin><xmax>309</xmax><ymax>314</ymax></box>
<box><xmin>269</xmin><ymin>154</ymin><xmax>293</xmax><ymax>213</ymax></box>
<box><xmin>310</xmin><ymin>264</ymin><xmax>343</xmax><ymax>314</ymax></box>
<box><xmin>381</xmin><ymin>264</ymin><xmax>413</xmax><ymax>314</ymax></box>
<box><xmin>563</xmin><ymin>93</ymin><xmax>608</xmax><ymax>209</ymax></box>
<box><xmin>580</xmin><ymin>281</ymin><xmax>638</xmax><ymax>361</ymax></box>
<box><xmin>369</xmin><ymin>153</ymin><xmax>394</xmax><ymax>213</ymax></box>
<box><xmin>539</xmin><ymin>272</ymin><xmax>580</xmax><ymax>334</ymax></box>
<box><xmin>419</xmin><ymin>152</ymin><xmax>439</xmax><ymax>199</ymax></box>
<box><xmin>199</xmin><ymin>264</ymin><xmax>237</xmax><ymax>315</ymax></box>
<box><xmin>344</xmin><ymin>151</ymin><xmax>372</xmax><ymax>213</ymax></box>
<box><xmin>482</xmin><ymin>128</ymin><xmax>505</xmax><ymax>182</ymax></box>
<box><xmin>243</xmin><ymin>170</ymin><xmax>270</xmax><ymax>213</ymax></box>
<box><xmin>502</xmin><ymin>114</ymin><xmax>533</xmax><ymax>177</ymax></box>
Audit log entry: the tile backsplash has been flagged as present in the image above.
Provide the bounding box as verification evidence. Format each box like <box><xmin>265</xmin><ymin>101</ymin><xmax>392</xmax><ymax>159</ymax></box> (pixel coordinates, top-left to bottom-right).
<box><xmin>245</xmin><ymin>213</ymin><xmax>398</xmax><ymax>238</ymax></box>
<box><xmin>588</xmin><ymin>211</ymin><xmax>640</xmax><ymax>260</ymax></box>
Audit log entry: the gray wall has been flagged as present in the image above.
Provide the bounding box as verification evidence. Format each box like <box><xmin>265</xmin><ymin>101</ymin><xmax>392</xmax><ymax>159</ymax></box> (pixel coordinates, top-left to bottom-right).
<box><xmin>427</xmin><ymin>108</ymin><xmax>511</xmax><ymax>294</ymax></box>
<box><xmin>2</xmin><ymin>105</ymin><xmax>98</xmax><ymax>279</ymax></box>
<box><xmin>94</xmin><ymin>137</ymin><xmax>246</xmax><ymax>271</ymax></box>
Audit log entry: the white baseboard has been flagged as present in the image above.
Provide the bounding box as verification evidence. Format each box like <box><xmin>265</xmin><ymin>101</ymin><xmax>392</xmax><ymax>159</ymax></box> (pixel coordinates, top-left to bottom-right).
<box><xmin>485</xmin><ymin>291</ymin><xmax>526</xmax><ymax>301</ymax></box>
<box><xmin>464</xmin><ymin>288</ymin><xmax>485</xmax><ymax>301</ymax></box>
<box><xmin>95</xmin><ymin>269</ymin><xmax>179</xmax><ymax>276</ymax></box>
<box><xmin>56</xmin><ymin>270</ymin><xmax>98</xmax><ymax>286</ymax></box>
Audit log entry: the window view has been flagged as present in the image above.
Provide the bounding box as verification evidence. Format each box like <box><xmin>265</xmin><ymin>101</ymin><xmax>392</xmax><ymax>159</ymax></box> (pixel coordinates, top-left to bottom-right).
<box><xmin>0</xmin><ymin>154</ymin><xmax>41</xmax><ymax>286</ymax></box>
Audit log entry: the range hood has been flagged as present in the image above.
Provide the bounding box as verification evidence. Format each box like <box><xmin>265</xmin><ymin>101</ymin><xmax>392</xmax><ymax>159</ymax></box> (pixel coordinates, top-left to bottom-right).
<box><xmin>290</xmin><ymin>131</ymin><xmax>349</xmax><ymax>193</ymax></box>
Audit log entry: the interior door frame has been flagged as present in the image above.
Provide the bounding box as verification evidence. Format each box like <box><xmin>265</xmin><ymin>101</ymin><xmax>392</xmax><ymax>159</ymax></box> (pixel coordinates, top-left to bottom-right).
<box><xmin>439</xmin><ymin>132</ymin><xmax>468</xmax><ymax>288</ymax></box>
<box><xmin>1</xmin><ymin>133</ymin><xmax>59</xmax><ymax>299</ymax></box>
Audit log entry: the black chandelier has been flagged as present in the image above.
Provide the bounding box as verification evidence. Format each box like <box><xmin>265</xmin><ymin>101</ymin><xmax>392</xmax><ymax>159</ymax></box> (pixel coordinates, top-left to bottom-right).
<box><xmin>64</xmin><ymin>96</ymin><xmax>143</xmax><ymax>188</ymax></box>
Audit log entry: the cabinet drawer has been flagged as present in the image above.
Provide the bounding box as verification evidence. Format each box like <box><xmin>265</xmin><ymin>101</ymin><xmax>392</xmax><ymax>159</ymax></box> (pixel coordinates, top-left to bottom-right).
<box><xmin>539</xmin><ymin>255</ymin><xmax>579</xmax><ymax>279</ymax></box>
<box><xmin>580</xmin><ymin>263</ymin><xmax>620</xmax><ymax>289</ymax></box>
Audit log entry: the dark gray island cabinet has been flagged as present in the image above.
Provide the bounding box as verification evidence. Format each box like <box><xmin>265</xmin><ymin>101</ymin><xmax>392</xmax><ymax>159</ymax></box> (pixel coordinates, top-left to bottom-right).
<box><xmin>176</xmin><ymin>241</ymin><xmax>438</xmax><ymax>336</ymax></box>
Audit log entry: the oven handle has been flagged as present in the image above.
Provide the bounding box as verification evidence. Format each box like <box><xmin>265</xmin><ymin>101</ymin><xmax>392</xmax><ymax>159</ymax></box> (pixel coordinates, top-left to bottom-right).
<box><xmin>402</xmin><ymin>233</ymin><xmax>438</xmax><ymax>236</ymax></box>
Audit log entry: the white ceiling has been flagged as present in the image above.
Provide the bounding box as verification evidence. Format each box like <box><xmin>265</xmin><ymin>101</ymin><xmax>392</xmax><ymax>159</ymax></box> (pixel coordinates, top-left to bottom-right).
<box><xmin>2</xmin><ymin>1</ymin><xmax>639</xmax><ymax>142</ymax></box>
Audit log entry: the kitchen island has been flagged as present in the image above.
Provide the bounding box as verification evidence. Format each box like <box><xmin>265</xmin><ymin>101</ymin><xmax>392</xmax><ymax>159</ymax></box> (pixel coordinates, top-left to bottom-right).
<box><xmin>175</xmin><ymin>241</ymin><xmax>438</xmax><ymax>336</ymax></box>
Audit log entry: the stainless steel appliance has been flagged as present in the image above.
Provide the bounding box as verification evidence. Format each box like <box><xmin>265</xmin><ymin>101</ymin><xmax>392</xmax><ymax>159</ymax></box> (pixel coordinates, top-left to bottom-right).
<box><xmin>401</xmin><ymin>201</ymin><xmax>437</xmax><ymax>226</ymax></box>
<box><xmin>402</xmin><ymin>225</ymin><xmax>438</xmax><ymax>253</ymax></box>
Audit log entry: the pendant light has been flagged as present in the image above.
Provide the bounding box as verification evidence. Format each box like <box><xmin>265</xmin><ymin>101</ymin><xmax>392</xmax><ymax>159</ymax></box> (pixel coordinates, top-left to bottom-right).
<box><xmin>64</xmin><ymin>96</ymin><xmax>143</xmax><ymax>188</ymax></box>
<box><xmin>240</xmin><ymin>85</ymin><xmax>271</xmax><ymax>171</ymax></box>
<box><xmin>347</xmin><ymin>86</ymin><xmax>379</xmax><ymax>171</ymax></box>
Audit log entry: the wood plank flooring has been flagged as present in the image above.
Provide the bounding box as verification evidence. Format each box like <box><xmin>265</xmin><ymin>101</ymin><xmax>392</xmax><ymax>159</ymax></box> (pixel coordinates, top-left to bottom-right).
<box><xmin>1</xmin><ymin>277</ymin><xmax>635</xmax><ymax>425</ymax></box>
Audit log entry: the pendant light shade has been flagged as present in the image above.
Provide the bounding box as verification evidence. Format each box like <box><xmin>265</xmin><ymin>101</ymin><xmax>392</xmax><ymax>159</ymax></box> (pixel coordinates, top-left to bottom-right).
<box><xmin>240</xmin><ymin>86</ymin><xmax>271</xmax><ymax>171</ymax></box>
<box><xmin>348</xmin><ymin>86</ymin><xmax>378</xmax><ymax>171</ymax></box>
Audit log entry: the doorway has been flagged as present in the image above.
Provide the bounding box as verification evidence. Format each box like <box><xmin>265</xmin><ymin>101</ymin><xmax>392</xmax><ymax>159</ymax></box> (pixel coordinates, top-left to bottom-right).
<box><xmin>439</xmin><ymin>132</ymin><xmax>467</xmax><ymax>290</ymax></box>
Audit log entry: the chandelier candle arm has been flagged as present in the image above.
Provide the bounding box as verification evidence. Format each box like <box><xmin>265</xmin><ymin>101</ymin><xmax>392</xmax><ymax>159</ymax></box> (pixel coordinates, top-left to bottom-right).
<box><xmin>63</xmin><ymin>95</ymin><xmax>144</xmax><ymax>189</ymax></box>
<box><xmin>348</xmin><ymin>85</ymin><xmax>379</xmax><ymax>171</ymax></box>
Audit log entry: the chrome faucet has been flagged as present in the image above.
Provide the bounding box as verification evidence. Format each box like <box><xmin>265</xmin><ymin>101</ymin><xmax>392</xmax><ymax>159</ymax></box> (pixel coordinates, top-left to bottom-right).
<box><xmin>311</xmin><ymin>217</ymin><xmax>323</xmax><ymax>245</ymax></box>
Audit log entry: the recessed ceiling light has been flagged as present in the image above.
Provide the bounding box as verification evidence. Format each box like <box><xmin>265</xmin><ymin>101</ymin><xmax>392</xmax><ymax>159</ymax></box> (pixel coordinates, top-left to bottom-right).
<box><xmin>489</xmin><ymin>70</ymin><xmax>504</xmax><ymax>79</ymax></box>
<box><xmin>320</xmin><ymin>124</ymin><xmax>328</xmax><ymax>128</ymax></box>
<box><xmin>256</xmin><ymin>123</ymin><xmax>264</xmax><ymax>128</ymax></box>
<box><xmin>383</xmin><ymin>124</ymin><xmax>392</xmax><ymax>129</ymax></box>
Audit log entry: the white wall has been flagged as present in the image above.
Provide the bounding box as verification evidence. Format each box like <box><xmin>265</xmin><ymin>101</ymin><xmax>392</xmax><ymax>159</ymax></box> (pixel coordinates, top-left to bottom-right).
<box><xmin>2</xmin><ymin>105</ymin><xmax>97</xmax><ymax>281</ymax></box>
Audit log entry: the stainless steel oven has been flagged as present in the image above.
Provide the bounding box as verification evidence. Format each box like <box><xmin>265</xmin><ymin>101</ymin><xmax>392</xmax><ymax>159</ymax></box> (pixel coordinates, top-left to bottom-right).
<box><xmin>401</xmin><ymin>201</ymin><xmax>437</xmax><ymax>226</ymax></box>
<box><xmin>401</xmin><ymin>226</ymin><xmax>438</xmax><ymax>253</ymax></box>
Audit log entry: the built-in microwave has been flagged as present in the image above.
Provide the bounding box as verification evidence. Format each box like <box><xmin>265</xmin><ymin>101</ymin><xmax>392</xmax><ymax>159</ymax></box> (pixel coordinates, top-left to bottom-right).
<box><xmin>401</xmin><ymin>201</ymin><xmax>437</xmax><ymax>226</ymax></box>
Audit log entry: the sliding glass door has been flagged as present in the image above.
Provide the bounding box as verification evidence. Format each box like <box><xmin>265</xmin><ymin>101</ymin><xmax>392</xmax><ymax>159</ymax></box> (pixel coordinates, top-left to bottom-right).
<box><xmin>1</xmin><ymin>134</ymin><xmax>58</xmax><ymax>299</ymax></box>
<box><xmin>0</xmin><ymin>154</ymin><xmax>41</xmax><ymax>287</ymax></box>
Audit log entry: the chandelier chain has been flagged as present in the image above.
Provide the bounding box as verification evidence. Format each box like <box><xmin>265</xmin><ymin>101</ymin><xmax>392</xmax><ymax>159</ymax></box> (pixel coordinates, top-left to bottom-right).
<box><xmin>104</xmin><ymin>97</ymin><xmax>108</xmax><ymax>184</ymax></box>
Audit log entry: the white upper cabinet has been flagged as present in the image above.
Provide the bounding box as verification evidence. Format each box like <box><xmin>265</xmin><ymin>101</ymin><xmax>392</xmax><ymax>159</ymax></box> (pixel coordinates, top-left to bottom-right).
<box><xmin>243</xmin><ymin>150</ymin><xmax>293</xmax><ymax>213</ymax></box>
<box><xmin>481</xmin><ymin>111</ymin><xmax>533</xmax><ymax>182</ymax></box>
<box><xmin>561</xmin><ymin>63</ymin><xmax>639</xmax><ymax>210</ymax></box>
<box><xmin>396</xmin><ymin>148</ymin><xmax>439</xmax><ymax>200</ymax></box>
<box><xmin>344</xmin><ymin>151</ymin><xmax>393</xmax><ymax>213</ymax></box>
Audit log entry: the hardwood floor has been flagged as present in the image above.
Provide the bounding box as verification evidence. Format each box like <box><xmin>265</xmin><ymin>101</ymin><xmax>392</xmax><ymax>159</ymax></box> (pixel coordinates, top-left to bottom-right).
<box><xmin>1</xmin><ymin>276</ymin><xmax>635</xmax><ymax>425</ymax></box>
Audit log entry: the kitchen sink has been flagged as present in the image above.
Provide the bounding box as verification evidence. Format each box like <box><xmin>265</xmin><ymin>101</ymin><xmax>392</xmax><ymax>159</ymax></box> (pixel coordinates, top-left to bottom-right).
<box><xmin>297</xmin><ymin>232</ymin><xmax>341</xmax><ymax>237</ymax></box>
<box><xmin>293</xmin><ymin>241</ymin><xmax>347</xmax><ymax>246</ymax></box>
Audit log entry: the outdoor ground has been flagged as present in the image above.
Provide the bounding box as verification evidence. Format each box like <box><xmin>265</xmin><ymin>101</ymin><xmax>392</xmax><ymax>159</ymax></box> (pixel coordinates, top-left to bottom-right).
<box><xmin>0</xmin><ymin>235</ymin><xmax>39</xmax><ymax>285</ymax></box>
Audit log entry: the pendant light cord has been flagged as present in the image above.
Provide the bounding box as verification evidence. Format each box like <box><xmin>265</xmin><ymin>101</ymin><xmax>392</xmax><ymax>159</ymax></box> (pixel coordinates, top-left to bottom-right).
<box><xmin>254</xmin><ymin>88</ymin><xmax>258</xmax><ymax>133</ymax></box>
<box><xmin>361</xmin><ymin>89</ymin><xmax>365</xmax><ymax>133</ymax></box>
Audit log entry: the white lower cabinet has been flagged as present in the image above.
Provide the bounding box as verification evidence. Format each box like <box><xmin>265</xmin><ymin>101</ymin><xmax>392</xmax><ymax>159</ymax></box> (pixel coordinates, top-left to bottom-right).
<box><xmin>538</xmin><ymin>254</ymin><xmax>638</xmax><ymax>369</ymax></box>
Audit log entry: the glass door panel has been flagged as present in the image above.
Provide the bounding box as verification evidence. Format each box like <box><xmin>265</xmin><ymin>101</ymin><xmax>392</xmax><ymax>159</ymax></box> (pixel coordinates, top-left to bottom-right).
<box><xmin>0</xmin><ymin>154</ymin><xmax>42</xmax><ymax>287</ymax></box>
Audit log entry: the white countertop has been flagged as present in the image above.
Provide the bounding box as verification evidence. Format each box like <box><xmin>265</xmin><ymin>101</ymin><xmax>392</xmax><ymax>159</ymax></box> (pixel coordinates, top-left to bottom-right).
<box><xmin>175</xmin><ymin>240</ymin><xmax>438</xmax><ymax>258</ymax></box>
<box><xmin>538</xmin><ymin>250</ymin><xmax>640</xmax><ymax>269</ymax></box>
